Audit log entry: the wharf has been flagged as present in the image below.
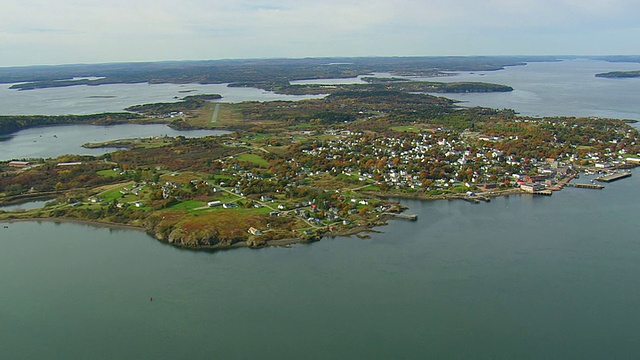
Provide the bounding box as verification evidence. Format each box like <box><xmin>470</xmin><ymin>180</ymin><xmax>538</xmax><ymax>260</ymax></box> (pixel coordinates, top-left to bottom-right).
<box><xmin>532</xmin><ymin>190</ymin><xmax>553</xmax><ymax>196</ymax></box>
<box><xmin>384</xmin><ymin>213</ymin><xmax>418</xmax><ymax>221</ymax></box>
<box><xmin>595</xmin><ymin>172</ymin><xmax>632</xmax><ymax>183</ymax></box>
<box><xmin>567</xmin><ymin>183</ymin><xmax>605</xmax><ymax>189</ymax></box>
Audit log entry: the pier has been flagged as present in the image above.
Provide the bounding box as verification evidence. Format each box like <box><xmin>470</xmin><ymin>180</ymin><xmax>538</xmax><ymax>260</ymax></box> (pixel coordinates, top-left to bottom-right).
<box><xmin>384</xmin><ymin>213</ymin><xmax>418</xmax><ymax>221</ymax></box>
<box><xmin>532</xmin><ymin>190</ymin><xmax>553</xmax><ymax>196</ymax></box>
<box><xmin>567</xmin><ymin>183</ymin><xmax>605</xmax><ymax>190</ymax></box>
<box><xmin>595</xmin><ymin>172</ymin><xmax>632</xmax><ymax>183</ymax></box>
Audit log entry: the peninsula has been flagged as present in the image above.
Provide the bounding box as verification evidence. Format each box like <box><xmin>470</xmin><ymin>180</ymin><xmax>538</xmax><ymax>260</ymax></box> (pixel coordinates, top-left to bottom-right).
<box><xmin>1</xmin><ymin>58</ymin><xmax>639</xmax><ymax>250</ymax></box>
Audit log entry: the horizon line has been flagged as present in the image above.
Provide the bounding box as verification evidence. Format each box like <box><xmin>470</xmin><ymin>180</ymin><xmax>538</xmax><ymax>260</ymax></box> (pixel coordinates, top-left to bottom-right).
<box><xmin>2</xmin><ymin>54</ymin><xmax>640</xmax><ymax>70</ymax></box>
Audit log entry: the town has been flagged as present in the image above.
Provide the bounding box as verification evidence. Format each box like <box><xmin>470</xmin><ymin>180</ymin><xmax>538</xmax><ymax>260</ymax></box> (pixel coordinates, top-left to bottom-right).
<box><xmin>1</xmin><ymin>85</ymin><xmax>639</xmax><ymax>249</ymax></box>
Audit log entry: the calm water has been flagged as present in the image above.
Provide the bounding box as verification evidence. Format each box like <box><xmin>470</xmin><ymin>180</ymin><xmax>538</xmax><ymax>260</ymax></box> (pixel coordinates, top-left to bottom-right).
<box><xmin>0</xmin><ymin>82</ymin><xmax>325</xmax><ymax>116</ymax></box>
<box><xmin>294</xmin><ymin>59</ymin><xmax>640</xmax><ymax>121</ymax></box>
<box><xmin>0</xmin><ymin>124</ymin><xmax>228</xmax><ymax>161</ymax></box>
<box><xmin>429</xmin><ymin>59</ymin><xmax>640</xmax><ymax>120</ymax></box>
<box><xmin>2</xmin><ymin>173</ymin><xmax>639</xmax><ymax>359</ymax></box>
<box><xmin>3</xmin><ymin>59</ymin><xmax>640</xmax><ymax>359</ymax></box>
<box><xmin>0</xmin><ymin>199</ymin><xmax>49</xmax><ymax>212</ymax></box>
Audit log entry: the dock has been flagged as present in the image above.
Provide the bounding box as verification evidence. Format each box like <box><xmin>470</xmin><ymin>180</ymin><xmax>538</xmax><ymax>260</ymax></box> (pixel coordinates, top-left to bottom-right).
<box><xmin>532</xmin><ymin>190</ymin><xmax>552</xmax><ymax>196</ymax></box>
<box><xmin>595</xmin><ymin>172</ymin><xmax>632</xmax><ymax>183</ymax></box>
<box><xmin>384</xmin><ymin>213</ymin><xmax>418</xmax><ymax>221</ymax></box>
<box><xmin>567</xmin><ymin>183</ymin><xmax>605</xmax><ymax>190</ymax></box>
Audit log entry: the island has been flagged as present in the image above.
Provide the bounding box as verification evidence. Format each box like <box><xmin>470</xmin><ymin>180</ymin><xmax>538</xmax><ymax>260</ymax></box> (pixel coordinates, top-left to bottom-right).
<box><xmin>595</xmin><ymin>70</ymin><xmax>640</xmax><ymax>78</ymax></box>
<box><xmin>1</xmin><ymin>56</ymin><xmax>544</xmax><ymax>91</ymax></box>
<box><xmin>2</xmin><ymin>59</ymin><xmax>639</xmax><ymax>251</ymax></box>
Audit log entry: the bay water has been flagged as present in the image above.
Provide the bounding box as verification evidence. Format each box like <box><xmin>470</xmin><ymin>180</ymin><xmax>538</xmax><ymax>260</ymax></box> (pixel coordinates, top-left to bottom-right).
<box><xmin>1</xmin><ymin>173</ymin><xmax>639</xmax><ymax>359</ymax></box>
<box><xmin>293</xmin><ymin>59</ymin><xmax>640</xmax><ymax>121</ymax></box>
<box><xmin>0</xmin><ymin>124</ymin><xmax>228</xmax><ymax>161</ymax></box>
<box><xmin>430</xmin><ymin>59</ymin><xmax>640</xmax><ymax>121</ymax></box>
<box><xmin>0</xmin><ymin>82</ymin><xmax>325</xmax><ymax>116</ymax></box>
<box><xmin>2</xmin><ymin>59</ymin><xmax>640</xmax><ymax>359</ymax></box>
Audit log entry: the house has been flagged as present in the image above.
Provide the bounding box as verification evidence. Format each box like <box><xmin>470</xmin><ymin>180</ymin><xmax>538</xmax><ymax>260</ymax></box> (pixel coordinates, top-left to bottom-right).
<box><xmin>523</xmin><ymin>174</ymin><xmax>549</xmax><ymax>183</ymax></box>
<box><xmin>8</xmin><ymin>161</ymin><xmax>30</xmax><ymax>168</ymax></box>
<box><xmin>520</xmin><ymin>183</ymin><xmax>545</xmax><ymax>193</ymax></box>
<box><xmin>248</xmin><ymin>227</ymin><xmax>262</xmax><ymax>236</ymax></box>
<box><xmin>207</xmin><ymin>201</ymin><xmax>222</xmax><ymax>207</ymax></box>
<box><xmin>481</xmin><ymin>183</ymin><xmax>498</xmax><ymax>190</ymax></box>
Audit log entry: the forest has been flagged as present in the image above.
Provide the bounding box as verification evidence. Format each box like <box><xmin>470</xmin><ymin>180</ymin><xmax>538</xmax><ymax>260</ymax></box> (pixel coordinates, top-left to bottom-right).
<box><xmin>2</xmin><ymin>56</ymin><xmax>549</xmax><ymax>90</ymax></box>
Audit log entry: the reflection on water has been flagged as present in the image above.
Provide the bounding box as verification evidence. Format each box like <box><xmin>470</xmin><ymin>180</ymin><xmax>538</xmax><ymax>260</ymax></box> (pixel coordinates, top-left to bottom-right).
<box><xmin>0</xmin><ymin>199</ymin><xmax>50</xmax><ymax>212</ymax></box>
<box><xmin>1</xmin><ymin>124</ymin><xmax>229</xmax><ymax>161</ymax></box>
<box><xmin>292</xmin><ymin>59</ymin><xmax>640</xmax><ymax>121</ymax></box>
<box><xmin>0</xmin><ymin>82</ymin><xmax>326</xmax><ymax>116</ymax></box>
<box><xmin>1</xmin><ymin>171</ymin><xmax>639</xmax><ymax>359</ymax></box>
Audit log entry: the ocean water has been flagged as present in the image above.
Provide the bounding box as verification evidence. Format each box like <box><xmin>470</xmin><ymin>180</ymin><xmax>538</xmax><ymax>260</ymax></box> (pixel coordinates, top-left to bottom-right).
<box><xmin>2</xmin><ymin>59</ymin><xmax>640</xmax><ymax>359</ymax></box>
<box><xmin>429</xmin><ymin>59</ymin><xmax>640</xmax><ymax>121</ymax></box>
<box><xmin>1</xmin><ymin>173</ymin><xmax>639</xmax><ymax>359</ymax></box>
<box><xmin>293</xmin><ymin>59</ymin><xmax>640</xmax><ymax>121</ymax></box>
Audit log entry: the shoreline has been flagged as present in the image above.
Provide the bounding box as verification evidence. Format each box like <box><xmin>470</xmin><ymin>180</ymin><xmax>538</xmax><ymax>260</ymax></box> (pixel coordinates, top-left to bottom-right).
<box><xmin>0</xmin><ymin>169</ymin><xmax>632</xmax><ymax>251</ymax></box>
<box><xmin>0</xmin><ymin>206</ymin><xmax>399</xmax><ymax>251</ymax></box>
<box><xmin>2</xmin><ymin>217</ymin><xmax>147</xmax><ymax>233</ymax></box>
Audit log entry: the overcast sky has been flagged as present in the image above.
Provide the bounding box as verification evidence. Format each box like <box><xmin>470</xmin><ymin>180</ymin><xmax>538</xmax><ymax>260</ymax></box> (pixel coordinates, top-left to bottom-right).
<box><xmin>1</xmin><ymin>0</ymin><xmax>638</xmax><ymax>67</ymax></box>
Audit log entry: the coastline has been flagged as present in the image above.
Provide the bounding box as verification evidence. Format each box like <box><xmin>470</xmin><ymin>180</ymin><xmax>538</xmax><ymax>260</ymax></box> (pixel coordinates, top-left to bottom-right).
<box><xmin>0</xmin><ymin>187</ymin><xmax>556</xmax><ymax>251</ymax></box>
<box><xmin>0</xmin><ymin>169</ymin><xmax>632</xmax><ymax>251</ymax></box>
<box><xmin>0</xmin><ymin>203</ymin><xmax>401</xmax><ymax>251</ymax></box>
<box><xmin>2</xmin><ymin>217</ymin><xmax>147</xmax><ymax>233</ymax></box>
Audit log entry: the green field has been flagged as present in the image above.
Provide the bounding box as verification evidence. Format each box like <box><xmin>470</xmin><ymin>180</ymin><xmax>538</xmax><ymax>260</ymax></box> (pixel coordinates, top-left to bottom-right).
<box><xmin>390</xmin><ymin>125</ymin><xmax>421</xmax><ymax>133</ymax></box>
<box><xmin>237</xmin><ymin>153</ymin><xmax>269</xmax><ymax>166</ymax></box>
<box><xmin>97</xmin><ymin>169</ymin><xmax>122</xmax><ymax>178</ymax></box>
<box><xmin>166</xmin><ymin>200</ymin><xmax>206</xmax><ymax>211</ymax></box>
<box><xmin>99</xmin><ymin>187</ymin><xmax>128</xmax><ymax>203</ymax></box>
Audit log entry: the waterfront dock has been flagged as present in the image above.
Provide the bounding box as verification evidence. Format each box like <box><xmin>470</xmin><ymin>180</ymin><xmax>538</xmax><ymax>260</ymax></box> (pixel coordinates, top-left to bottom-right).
<box><xmin>384</xmin><ymin>213</ymin><xmax>418</xmax><ymax>221</ymax></box>
<box><xmin>567</xmin><ymin>183</ymin><xmax>605</xmax><ymax>190</ymax></box>
<box><xmin>595</xmin><ymin>172</ymin><xmax>632</xmax><ymax>183</ymax></box>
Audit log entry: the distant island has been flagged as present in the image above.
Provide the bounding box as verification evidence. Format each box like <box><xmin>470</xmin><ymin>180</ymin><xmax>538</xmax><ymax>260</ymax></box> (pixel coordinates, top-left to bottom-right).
<box><xmin>1</xmin><ymin>56</ymin><xmax>544</xmax><ymax>91</ymax></box>
<box><xmin>595</xmin><ymin>70</ymin><xmax>640</xmax><ymax>78</ymax></box>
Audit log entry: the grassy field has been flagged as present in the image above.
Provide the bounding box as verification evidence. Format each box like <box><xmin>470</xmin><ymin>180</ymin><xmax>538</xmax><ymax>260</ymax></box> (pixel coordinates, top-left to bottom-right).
<box><xmin>236</xmin><ymin>153</ymin><xmax>269</xmax><ymax>166</ymax></box>
<box><xmin>99</xmin><ymin>187</ymin><xmax>132</xmax><ymax>203</ymax></box>
<box><xmin>359</xmin><ymin>185</ymin><xmax>381</xmax><ymax>191</ymax></box>
<box><xmin>166</xmin><ymin>200</ymin><xmax>206</xmax><ymax>211</ymax></box>
<box><xmin>97</xmin><ymin>169</ymin><xmax>121</xmax><ymax>178</ymax></box>
<box><xmin>390</xmin><ymin>125</ymin><xmax>422</xmax><ymax>133</ymax></box>
<box><xmin>161</xmin><ymin>171</ymin><xmax>204</xmax><ymax>184</ymax></box>
<box><xmin>188</xmin><ymin>103</ymin><xmax>245</xmax><ymax>128</ymax></box>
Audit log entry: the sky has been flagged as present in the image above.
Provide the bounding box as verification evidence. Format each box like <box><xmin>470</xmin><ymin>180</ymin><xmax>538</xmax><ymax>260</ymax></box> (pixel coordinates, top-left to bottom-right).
<box><xmin>1</xmin><ymin>0</ymin><xmax>639</xmax><ymax>67</ymax></box>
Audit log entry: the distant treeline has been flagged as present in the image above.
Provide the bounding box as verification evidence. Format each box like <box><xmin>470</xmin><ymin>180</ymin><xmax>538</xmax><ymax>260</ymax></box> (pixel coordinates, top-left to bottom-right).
<box><xmin>232</xmin><ymin>80</ymin><xmax>513</xmax><ymax>95</ymax></box>
<box><xmin>0</xmin><ymin>113</ymin><xmax>142</xmax><ymax>135</ymax></box>
<box><xmin>1</xmin><ymin>56</ymin><xmax>556</xmax><ymax>91</ymax></box>
<box><xmin>595</xmin><ymin>70</ymin><xmax>640</xmax><ymax>78</ymax></box>
<box><xmin>125</xmin><ymin>94</ymin><xmax>221</xmax><ymax>115</ymax></box>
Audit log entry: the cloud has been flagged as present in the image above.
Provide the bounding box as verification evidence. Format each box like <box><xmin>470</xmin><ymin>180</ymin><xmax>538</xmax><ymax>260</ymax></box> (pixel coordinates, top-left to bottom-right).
<box><xmin>1</xmin><ymin>0</ymin><xmax>639</xmax><ymax>66</ymax></box>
